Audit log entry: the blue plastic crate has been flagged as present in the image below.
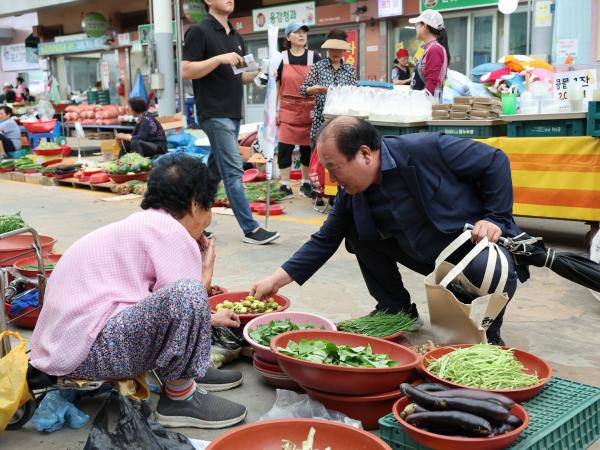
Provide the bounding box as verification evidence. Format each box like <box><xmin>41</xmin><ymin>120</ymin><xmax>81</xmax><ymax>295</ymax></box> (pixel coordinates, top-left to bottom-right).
<box><xmin>379</xmin><ymin>377</ymin><xmax>600</xmax><ymax>450</ymax></box>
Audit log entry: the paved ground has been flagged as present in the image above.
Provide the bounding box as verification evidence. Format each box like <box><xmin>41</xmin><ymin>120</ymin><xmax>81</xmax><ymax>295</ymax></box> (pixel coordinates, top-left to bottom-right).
<box><xmin>0</xmin><ymin>179</ymin><xmax>599</xmax><ymax>449</ymax></box>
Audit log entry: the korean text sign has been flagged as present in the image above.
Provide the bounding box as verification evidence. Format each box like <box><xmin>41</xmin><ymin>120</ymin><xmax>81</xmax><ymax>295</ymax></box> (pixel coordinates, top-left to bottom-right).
<box><xmin>253</xmin><ymin>2</ymin><xmax>316</xmax><ymax>33</ymax></box>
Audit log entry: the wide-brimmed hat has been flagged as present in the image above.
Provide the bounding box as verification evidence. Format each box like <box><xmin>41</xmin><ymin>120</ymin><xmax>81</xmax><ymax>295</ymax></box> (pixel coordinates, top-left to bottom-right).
<box><xmin>321</xmin><ymin>39</ymin><xmax>351</xmax><ymax>51</ymax></box>
<box><xmin>409</xmin><ymin>9</ymin><xmax>444</xmax><ymax>30</ymax></box>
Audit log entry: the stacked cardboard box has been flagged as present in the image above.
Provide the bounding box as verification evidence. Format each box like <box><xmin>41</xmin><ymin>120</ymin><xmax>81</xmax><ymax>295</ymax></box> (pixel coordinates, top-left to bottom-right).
<box><xmin>431</xmin><ymin>96</ymin><xmax>502</xmax><ymax>120</ymax></box>
<box><xmin>469</xmin><ymin>96</ymin><xmax>502</xmax><ymax>119</ymax></box>
<box><xmin>431</xmin><ymin>103</ymin><xmax>451</xmax><ymax>119</ymax></box>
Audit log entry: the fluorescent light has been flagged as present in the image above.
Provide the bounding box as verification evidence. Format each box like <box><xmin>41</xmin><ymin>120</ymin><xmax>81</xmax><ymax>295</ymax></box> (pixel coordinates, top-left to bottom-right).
<box><xmin>403</xmin><ymin>26</ymin><xmax>416</xmax><ymax>29</ymax></box>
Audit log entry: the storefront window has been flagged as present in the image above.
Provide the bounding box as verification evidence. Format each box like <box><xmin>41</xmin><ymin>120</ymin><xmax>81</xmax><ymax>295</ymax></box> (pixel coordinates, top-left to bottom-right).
<box><xmin>445</xmin><ymin>17</ymin><xmax>468</xmax><ymax>74</ymax></box>
<box><xmin>473</xmin><ymin>15</ymin><xmax>493</xmax><ymax>67</ymax></box>
<box><xmin>65</xmin><ymin>57</ymin><xmax>100</xmax><ymax>93</ymax></box>
<box><xmin>508</xmin><ymin>12</ymin><xmax>527</xmax><ymax>55</ymax></box>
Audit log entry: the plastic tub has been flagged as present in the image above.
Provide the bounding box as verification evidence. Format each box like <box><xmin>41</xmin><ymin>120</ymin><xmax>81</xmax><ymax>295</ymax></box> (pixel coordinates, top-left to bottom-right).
<box><xmin>13</xmin><ymin>253</ymin><xmax>62</xmax><ymax>278</ymax></box>
<box><xmin>32</xmin><ymin>147</ymin><xmax>63</xmax><ymax>156</ymax></box>
<box><xmin>0</xmin><ymin>234</ymin><xmax>57</xmax><ymax>266</ymax></box>
<box><xmin>392</xmin><ymin>396</ymin><xmax>529</xmax><ymax>450</ymax></box>
<box><xmin>209</xmin><ymin>291</ymin><xmax>291</xmax><ymax>325</ymax></box>
<box><xmin>108</xmin><ymin>172</ymin><xmax>149</xmax><ymax>184</ymax></box>
<box><xmin>271</xmin><ymin>330</ymin><xmax>420</xmax><ymax>396</ymax></box>
<box><xmin>242</xmin><ymin>168</ymin><xmax>259</xmax><ymax>183</ymax></box>
<box><xmin>421</xmin><ymin>344</ymin><xmax>552</xmax><ymax>402</ymax></box>
<box><xmin>244</xmin><ymin>311</ymin><xmax>337</xmax><ymax>364</ymax></box>
<box><xmin>256</xmin><ymin>204</ymin><xmax>284</xmax><ymax>216</ymax></box>
<box><xmin>206</xmin><ymin>418</ymin><xmax>393</xmax><ymax>450</ymax></box>
<box><xmin>4</xmin><ymin>302</ymin><xmax>40</xmax><ymax>329</ymax></box>
<box><xmin>22</xmin><ymin>119</ymin><xmax>57</xmax><ymax>133</ymax></box>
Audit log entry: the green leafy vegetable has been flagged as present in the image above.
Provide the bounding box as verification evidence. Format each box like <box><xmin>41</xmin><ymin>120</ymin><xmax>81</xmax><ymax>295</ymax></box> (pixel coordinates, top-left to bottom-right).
<box><xmin>106</xmin><ymin>153</ymin><xmax>152</xmax><ymax>174</ymax></box>
<box><xmin>249</xmin><ymin>319</ymin><xmax>316</xmax><ymax>346</ymax></box>
<box><xmin>426</xmin><ymin>344</ymin><xmax>541</xmax><ymax>389</ymax></box>
<box><xmin>0</xmin><ymin>212</ymin><xmax>27</xmax><ymax>234</ymax></box>
<box><xmin>21</xmin><ymin>263</ymin><xmax>57</xmax><ymax>270</ymax></box>
<box><xmin>337</xmin><ymin>311</ymin><xmax>416</xmax><ymax>337</ymax></box>
<box><xmin>278</xmin><ymin>339</ymin><xmax>397</xmax><ymax>368</ymax></box>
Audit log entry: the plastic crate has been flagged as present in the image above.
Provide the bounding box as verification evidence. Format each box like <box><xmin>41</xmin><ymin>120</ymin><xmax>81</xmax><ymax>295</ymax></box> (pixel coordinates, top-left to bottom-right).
<box><xmin>587</xmin><ymin>101</ymin><xmax>600</xmax><ymax>137</ymax></box>
<box><xmin>507</xmin><ymin>119</ymin><xmax>586</xmax><ymax>137</ymax></box>
<box><xmin>375</xmin><ymin>125</ymin><xmax>428</xmax><ymax>136</ymax></box>
<box><xmin>429</xmin><ymin>124</ymin><xmax>507</xmax><ymax>138</ymax></box>
<box><xmin>378</xmin><ymin>377</ymin><xmax>600</xmax><ymax>450</ymax></box>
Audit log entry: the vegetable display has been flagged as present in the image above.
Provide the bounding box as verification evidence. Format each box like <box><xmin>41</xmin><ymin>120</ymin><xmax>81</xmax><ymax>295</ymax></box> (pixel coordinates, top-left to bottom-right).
<box><xmin>14</xmin><ymin>158</ymin><xmax>42</xmax><ymax>172</ymax></box>
<box><xmin>400</xmin><ymin>383</ymin><xmax>523</xmax><ymax>438</ymax></box>
<box><xmin>282</xmin><ymin>427</ymin><xmax>329</xmax><ymax>450</ymax></box>
<box><xmin>426</xmin><ymin>344</ymin><xmax>540</xmax><ymax>389</ymax></box>
<box><xmin>215</xmin><ymin>295</ymin><xmax>282</xmax><ymax>314</ymax></box>
<box><xmin>21</xmin><ymin>263</ymin><xmax>57</xmax><ymax>270</ymax></box>
<box><xmin>249</xmin><ymin>319</ymin><xmax>316</xmax><ymax>346</ymax></box>
<box><xmin>215</xmin><ymin>181</ymin><xmax>285</xmax><ymax>205</ymax></box>
<box><xmin>0</xmin><ymin>212</ymin><xmax>27</xmax><ymax>234</ymax></box>
<box><xmin>278</xmin><ymin>339</ymin><xmax>397</xmax><ymax>368</ymax></box>
<box><xmin>336</xmin><ymin>311</ymin><xmax>416</xmax><ymax>337</ymax></box>
<box><xmin>106</xmin><ymin>153</ymin><xmax>152</xmax><ymax>175</ymax></box>
<box><xmin>0</xmin><ymin>159</ymin><xmax>15</xmax><ymax>169</ymax></box>
<box><xmin>34</xmin><ymin>142</ymin><xmax>61</xmax><ymax>150</ymax></box>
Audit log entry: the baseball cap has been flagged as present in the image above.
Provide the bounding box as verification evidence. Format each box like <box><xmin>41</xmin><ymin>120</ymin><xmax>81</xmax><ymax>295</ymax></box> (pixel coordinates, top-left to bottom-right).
<box><xmin>285</xmin><ymin>22</ymin><xmax>309</xmax><ymax>36</ymax></box>
<box><xmin>409</xmin><ymin>9</ymin><xmax>444</xmax><ymax>30</ymax></box>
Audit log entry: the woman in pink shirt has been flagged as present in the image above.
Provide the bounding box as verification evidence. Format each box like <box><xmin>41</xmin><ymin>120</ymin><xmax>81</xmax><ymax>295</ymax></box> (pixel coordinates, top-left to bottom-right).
<box><xmin>30</xmin><ymin>153</ymin><xmax>247</xmax><ymax>429</ymax></box>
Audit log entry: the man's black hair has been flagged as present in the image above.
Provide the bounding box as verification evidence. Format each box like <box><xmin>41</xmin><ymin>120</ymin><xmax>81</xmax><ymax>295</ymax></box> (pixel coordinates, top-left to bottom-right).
<box><xmin>16</xmin><ymin>77</ymin><xmax>24</xmax><ymax>83</ymax></box>
<box><xmin>317</xmin><ymin>117</ymin><xmax>380</xmax><ymax>161</ymax></box>
<box><xmin>129</xmin><ymin>96</ymin><xmax>149</xmax><ymax>114</ymax></box>
<box><xmin>141</xmin><ymin>153</ymin><xmax>217</xmax><ymax>218</ymax></box>
<box><xmin>0</xmin><ymin>106</ymin><xmax>13</xmax><ymax>116</ymax></box>
<box><xmin>4</xmin><ymin>91</ymin><xmax>16</xmax><ymax>103</ymax></box>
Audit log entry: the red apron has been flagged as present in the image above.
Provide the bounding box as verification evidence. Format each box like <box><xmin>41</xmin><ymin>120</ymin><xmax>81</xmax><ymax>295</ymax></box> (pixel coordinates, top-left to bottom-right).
<box><xmin>278</xmin><ymin>50</ymin><xmax>315</xmax><ymax>146</ymax></box>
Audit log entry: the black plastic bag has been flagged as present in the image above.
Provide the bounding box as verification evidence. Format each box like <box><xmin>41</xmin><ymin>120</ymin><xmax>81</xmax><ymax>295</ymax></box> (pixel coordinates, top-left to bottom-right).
<box><xmin>84</xmin><ymin>392</ymin><xmax>194</xmax><ymax>450</ymax></box>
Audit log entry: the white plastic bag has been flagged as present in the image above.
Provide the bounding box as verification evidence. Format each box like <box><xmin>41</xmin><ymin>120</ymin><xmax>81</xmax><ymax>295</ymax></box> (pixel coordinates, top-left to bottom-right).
<box><xmin>259</xmin><ymin>389</ymin><xmax>363</xmax><ymax>429</ymax></box>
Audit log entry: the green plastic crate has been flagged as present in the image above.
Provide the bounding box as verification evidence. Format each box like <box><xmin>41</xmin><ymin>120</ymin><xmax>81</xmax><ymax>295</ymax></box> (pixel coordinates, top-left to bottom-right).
<box><xmin>375</xmin><ymin>125</ymin><xmax>428</xmax><ymax>136</ymax></box>
<box><xmin>587</xmin><ymin>101</ymin><xmax>600</xmax><ymax>136</ymax></box>
<box><xmin>507</xmin><ymin>119</ymin><xmax>586</xmax><ymax>137</ymax></box>
<box><xmin>379</xmin><ymin>377</ymin><xmax>600</xmax><ymax>450</ymax></box>
<box><xmin>429</xmin><ymin>124</ymin><xmax>507</xmax><ymax>138</ymax></box>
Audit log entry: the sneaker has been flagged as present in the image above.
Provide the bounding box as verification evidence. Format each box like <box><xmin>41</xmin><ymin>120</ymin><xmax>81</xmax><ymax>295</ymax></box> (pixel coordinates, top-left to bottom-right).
<box><xmin>299</xmin><ymin>183</ymin><xmax>313</xmax><ymax>198</ymax></box>
<box><xmin>243</xmin><ymin>227</ymin><xmax>280</xmax><ymax>245</ymax></box>
<box><xmin>155</xmin><ymin>388</ymin><xmax>247</xmax><ymax>429</ymax></box>
<box><xmin>279</xmin><ymin>185</ymin><xmax>294</xmax><ymax>199</ymax></box>
<box><xmin>195</xmin><ymin>367</ymin><xmax>243</xmax><ymax>392</ymax></box>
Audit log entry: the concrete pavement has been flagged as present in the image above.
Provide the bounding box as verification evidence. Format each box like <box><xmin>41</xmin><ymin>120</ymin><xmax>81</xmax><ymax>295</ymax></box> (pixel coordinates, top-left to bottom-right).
<box><xmin>0</xmin><ymin>179</ymin><xmax>598</xmax><ymax>449</ymax></box>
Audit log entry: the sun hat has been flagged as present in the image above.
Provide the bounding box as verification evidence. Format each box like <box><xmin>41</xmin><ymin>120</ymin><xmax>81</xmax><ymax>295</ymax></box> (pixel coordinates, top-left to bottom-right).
<box><xmin>396</xmin><ymin>48</ymin><xmax>409</xmax><ymax>58</ymax></box>
<box><xmin>285</xmin><ymin>22</ymin><xmax>309</xmax><ymax>36</ymax></box>
<box><xmin>321</xmin><ymin>39</ymin><xmax>351</xmax><ymax>51</ymax></box>
<box><xmin>409</xmin><ymin>9</ymin><xmax>444</xmax><ymax>30</ymax></box>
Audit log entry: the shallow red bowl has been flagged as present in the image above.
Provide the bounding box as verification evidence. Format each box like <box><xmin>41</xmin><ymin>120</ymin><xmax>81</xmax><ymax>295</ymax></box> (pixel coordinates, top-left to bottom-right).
<box><xmin>4</xmin><ymin>302</ymin><xmax>40</xmax><ymax>329</ymax></box>
<box><xmin>54</xmin><ymin>172</ymin><xmax>76</xmax><ymax>180</ymax></box>
<box><xmin>256</xmin><ymin>204</ymin><xmax>284</xmax><ymax>216</ymax></box>
<box><xmin>253</xmin><ymin>361</ymin><xmax>303</xmax><ymax>390</ymax></box>
<box><xmin>22</xmin><ymin>119</ymin><xmax>56</xmax><ymax>133</ymax></box>
<box><xmin>206</xmin><ymin>418</ymin><xmax>392</xmax><ymax>450</ymax></box>
<box><xmin>0</xmin><ymin>234</ymin><xmax>56</xmax><ymax>266</ymax></box>
<box><xmin>242</xmin><ymin>168</ymin><xmax>259</xmax><ymax>183</ymax></box>
<box><xmin>248</xmin><ymin>202</ymin><xmax>263</xmax><ymax>212</ymax></box>
<box><xmin>393</xmin><ymin>396</ymin><xmax>529</xmax><ymax>450</ymax></box>
<box><xmin>89</xmin><ymin>173</ymin><xmax>110</xmax><ymax>184</ymax></box>
<box><xmin>253</xmin><ymin>354</ymin><xmax>283</xmax><ymax>373</ymax></box>
<box><xmin>32</xmin><ymin>147</ymin><xmax>62</xmax><ymax>156</ymax></box>
<box><xmin>209</xmin><ymin>291</ymin><xmax>290</xmax><ymax>325</ymax></box>
<box><xmin>13</xmin><ymin>253</ymin><xmax>62</xmax><ymax>278</ymax></box>
<box><xmin>0</xmin><ymin>167</ymin><xmax>14</xmax><ymax>173</ymax></box>
<box><xmin>271</xmin><ymin>330</ymin><xmax>420</xmax><ymax>396</ymax></box>
<box><xmin>305</xmin><ymin>386</ymin><xmax>403</xmax><ymax>430</ymax></box>
<box><xmin>20</xmin><ymin>168</ymin><xmax>39</xmax><ymax>174</ymax></box>
<box><xmin>108</xmin><ymin>172</ymin><xmax>149</xmax><ymax>184</ymax></box>
<box><xmin>421</xmin><ymin>344</ymin><xmax>552</xmax><ymax>402</ymax></box>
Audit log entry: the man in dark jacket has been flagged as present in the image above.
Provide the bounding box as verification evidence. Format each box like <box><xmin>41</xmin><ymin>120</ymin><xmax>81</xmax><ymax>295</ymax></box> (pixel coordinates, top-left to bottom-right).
<box><xmin>252</xmin><ymin>116</ymin><xmax>528</xmax><ymax>344</ymax></box>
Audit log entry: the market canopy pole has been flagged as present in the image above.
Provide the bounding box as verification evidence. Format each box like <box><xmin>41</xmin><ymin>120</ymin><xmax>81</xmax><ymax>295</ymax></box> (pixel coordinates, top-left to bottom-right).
<box><xmin>152</xmin><ymin>0</ymin><xmax>176</xmax><ymax>115</ymax></box>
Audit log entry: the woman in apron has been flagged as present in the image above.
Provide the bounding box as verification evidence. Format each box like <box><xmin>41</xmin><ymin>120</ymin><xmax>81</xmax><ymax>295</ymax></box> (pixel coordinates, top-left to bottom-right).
<box><xmin>408</xmin><ymin>9</ymin><xmax>450</xmax><ymax>101</ymax></box>
<box><xmin>276</xmin><ymin>22</ymin><xmax>321</xmax><ymax>198</ymax></box>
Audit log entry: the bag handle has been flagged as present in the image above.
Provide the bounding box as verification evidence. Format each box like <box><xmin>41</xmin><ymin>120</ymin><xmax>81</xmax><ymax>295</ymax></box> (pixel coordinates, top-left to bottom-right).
<box><xmin>435</xmin><ymin>230</ymin><xmax>473</xmax><ymax>268</ymax></box>
<box><xmin>0</xmin><ymin>330</ymin><xmax>26</xmax><ymax>345</ymax></box>
<box><xmin>440</xmin><ymin>237</ymin><xmax>490</xmax><ymax>288</ymax></box>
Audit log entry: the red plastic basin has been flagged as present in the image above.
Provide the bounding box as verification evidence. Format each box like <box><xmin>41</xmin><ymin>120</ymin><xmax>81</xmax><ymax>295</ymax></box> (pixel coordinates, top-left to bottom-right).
<box><xmin>89</xmin><ymin>173</ymin><xmax>110</xmax><ymax>184</ymax></box>
<box><xmin>305</xmin><ymin>386</ymin><xmax>404</xmax><ymax>430</ymax></box>
<box><xmin>244</xmin><ymin>311</ymin><xmax>337</xmax><ymax>364</ymax></box>
<box><xmin>0</xmin><ymin>234</ymin><xmax>57</xmax><ymax>266</ymax></box>
<box><xmin>108</xmin><ymin>172</ymin><xmax>149</xmax><ymax>184</ymax></box>
<box><xmin>13</xmin><ymin>253</ymin><xmax>62</xmax><ymax>278</ymax></box>
<box><xmin>253</xmin><ymin>359</ymin><xmax>303</xmax><ymax>391</ymax></box>
<box><xmin>392</xmin><ymin>396</ymin><xmax>529</xmax><ymax>450</ymax></box>
<box><xmin>242</xmin><ymin>168</ymin><xmax>259</xmax><ymax>183</ymax></box>
<box><xmin>60</xmin><ymin>145</ymin><xmax>72</xmax><ymax>157</ymax></box>
<box><xmin>253</xmin><ymin>354</ymin><xmax>283</xmax><ymax>373</ymax></box>
<box><xmin>248</xmin><ymin>202</ymin><xmax>263</xmax><ymax>212</ymax></box>
<box><xmin>290</xmin><ymin>169</ymin><xmax>302</xmax><ymax>180</ymax></box>
<box><xmin>256</xmin><ymin>204</ymin><xmax>284</xmax><ymax>216</ymax></box>
<box><xmin>22</xmin><ymin>119</ymin><xmax>57</xmax><ymax>133</ymax></box>
<box><xmin>271</xmin><ymin>330</ymin><xmax>420</xmax><ymax>395</ymax></box>
<box><xmin>421</xmin><ymin>344</ymin><xmax>552</xmax><ymax>402</ymax></box>
<box><xmin>4</xmin><ymin>302</ymin><xmax>40</xmax><ymax>329</ymax></box>
<box><xmin>32</xmin><ymin>147</ymin><xmax>63</xmax><ymax>156</ymax></box>
<box><xmin>209</xmin><ymin>291</ymin><xmax>290</xmax><ymax>325</ymax></box>
<box><xmin>206</xmin><ymin>419</ymin><xmax>392</xmax><ymax>450</ymax></box>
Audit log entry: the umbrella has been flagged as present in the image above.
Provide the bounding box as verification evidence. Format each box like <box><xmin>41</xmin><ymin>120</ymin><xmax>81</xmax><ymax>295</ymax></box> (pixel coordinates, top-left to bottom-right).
<box><xmin>464</xmin><ymin>225</ymin><xmax>600</xmax><ymax>292</ymax></box>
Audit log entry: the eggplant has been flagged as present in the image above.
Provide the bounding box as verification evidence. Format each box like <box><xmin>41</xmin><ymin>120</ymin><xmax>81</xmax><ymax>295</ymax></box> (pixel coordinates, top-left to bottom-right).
<box><xmin>414</xmin><ymin>383</ymin><xmax>451</xmax><ymax>393</ymax></box>
<box><xmin>491</xmin><ymin>423</ymin><xmax>515</xmax><ymax>436</ymax></box>
<box><xmin>401</xmin><ymin>403</ymin><xmax>429</xmax><ymax>419</ymax></box>
<box><xmin>505</xmin><ymin>414</ymin><xmax>523</xmax><ymax>428</ymax></box>
<box><xmin>405</xmin><ymin>411</ymin><xmax>492</xmax><ymax>437</ymax></box>
<box><xmin>431</xmin><ymin>388</ymin><xmax>515</xmax><ymax>409</ymax></box>
<box><xmin>400</xmin><ymin>384</ymin><xmax>510</xmax><ymax>422</ymax></box>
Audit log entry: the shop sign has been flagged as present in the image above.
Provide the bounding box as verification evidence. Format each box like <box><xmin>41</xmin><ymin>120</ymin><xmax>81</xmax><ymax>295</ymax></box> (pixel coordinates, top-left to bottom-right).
<box><xmin>344</xmin><ymin>30</ymin><xmax>359</xmax><ymax>69</ymax></box>
<box><xmin>252</xmin><ymin>1</ymin><xmax>316</xmax><ymax>33</ymax></box>
<box><xmin>184</xmin><ymin>0</ymin><xmax>208</xmax><ymax>23</ymax></box>
<box><xmin>37</xmin><ymin>37</ymin><xmax>107</xmax><ymax>56</ymax></box>
<box><xmin>0</xmin><ymin>43</ymin><xmax>39</xmax><ymax>71</ymax></box>
<box><xmin>378</xmin><ymin>0</ymin><xmax>403</xmax><ymax>18</ymax></box>
<box><xmin>117</xmin><ymin>33</ymin><xmax>131</xmax><ymax>47</ymax></box>
<box><xmin>420</xmin><ymin>0</ymin><xmax>498</xmax><ymax>12</ymax></box>
<box><xmin>138</xmin><ymin>23</ymin><xmax>177</xmax><ymax>45</ymax></box>
<box><xmin>82</xmin><ymin>12</ymin><xmax>109</xmax><ymax>38</ymax></box>
<box><xmin>534</xmin><ymin>0</ymin><xmax>553</xmax><ymax>28</ymax></box>
<box><xmin>556</xmin><ymin>38</ymin><xmax>578</xmax><ymax>59</ymax></box>
<box><xmin>101</xmin><ymin>61</ymin><xmax>110</xmax><ymax>89</ymax></box>
<box><xmin>553</xmin><ymin>69</ymin><xmax>596</xmax><ymax>104</ymax></box>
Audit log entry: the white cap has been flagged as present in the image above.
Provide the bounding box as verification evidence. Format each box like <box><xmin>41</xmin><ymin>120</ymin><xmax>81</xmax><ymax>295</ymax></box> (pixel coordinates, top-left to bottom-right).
<box><xmin>409</xmin><ymin>9</ymin><xmax>444</xmax><ymax>31</ymax></box>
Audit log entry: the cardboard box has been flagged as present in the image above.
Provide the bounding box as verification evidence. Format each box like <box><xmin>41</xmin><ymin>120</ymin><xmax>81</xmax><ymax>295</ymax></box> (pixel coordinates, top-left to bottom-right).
<box><xmin>432</xmin><ymin>104</ymin><xmax>451</xmax><ymax>111</ymax></box>
<box><xmin>432</xmin><ymin>111</ymin><xmax>450</xmax><ymax>119</ymax></box>
<box><xmin>450</xmin><ymin>112</ymin><xmax>469</xmax><ymax>119</ymax></box>
<box><xmin>451</xmin><ymin>104</ymin><xmax>471</xmax><ymax>112</ymax></box>
<box><xmin>454</xmin><ymin>96</ymin><xmax>474</xmax><ymax>105</ymax></box>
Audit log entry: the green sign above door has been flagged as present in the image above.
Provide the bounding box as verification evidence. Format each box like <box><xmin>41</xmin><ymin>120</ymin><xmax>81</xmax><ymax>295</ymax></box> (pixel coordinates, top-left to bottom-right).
<box><xmin>420</xmin><ymin>0</ymin><xmax>498</xmax><ymax>12</ymax></box>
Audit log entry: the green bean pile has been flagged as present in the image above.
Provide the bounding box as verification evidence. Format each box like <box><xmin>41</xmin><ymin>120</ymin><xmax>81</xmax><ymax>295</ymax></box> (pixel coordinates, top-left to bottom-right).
<box><xmin>426</xmin><ymin>344</ymin><xmax>540</xmax><ymax>390</ymax></box>
<box><xmin>336</xmin><ymin>311</ymin><xmax>416</xmax><ymax>337</ymax></box>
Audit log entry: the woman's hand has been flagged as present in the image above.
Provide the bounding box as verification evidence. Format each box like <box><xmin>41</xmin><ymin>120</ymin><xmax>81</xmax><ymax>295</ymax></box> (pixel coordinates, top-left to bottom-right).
<box><xmin>307</xmin><ymin>85</ymin><xmax>328</xmax><ymax>96</ymax></box>
<box><xmin>116</xmin><ymin>133</ymin><xmax>132</xmax><ymax>142</ymax></box>
<box><xmin>211</xmin><ymin>309</ymin><xmax>241</xmax><ymax>328</ymax></box>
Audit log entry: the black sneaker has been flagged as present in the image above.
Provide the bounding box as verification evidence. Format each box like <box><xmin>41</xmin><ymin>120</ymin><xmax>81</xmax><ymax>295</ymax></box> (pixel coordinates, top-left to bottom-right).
<box><xmin>155</xmin><ymin>388</ymin><xmax>247</xmax><ymax>429</ymax></box>
<box><xmin>299</xmin><ymin>183</ymin><xmax>313</xmax><ymax>198</ymax></box>
<box><xmin>243</xmin><ymin>227</ymin><xmax>280</xmax><ymax>245</ymax></box>
<box><xmin>195</xmin><ymin>367</ymin><xmax>243</xmax><ymax>392</ymax></box>
<box><xmin>279</xmin><ymin>185</ymin><xmax>294</xmax><ymax>199</ymax></box>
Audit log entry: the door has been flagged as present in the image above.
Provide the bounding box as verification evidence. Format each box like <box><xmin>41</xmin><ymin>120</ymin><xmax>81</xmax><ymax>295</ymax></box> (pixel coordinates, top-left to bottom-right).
<box><xmin>472</xmin><ymin>14</ymin><xmax>494</xmax><ymax>67</ymax></box>
<box><xmin>445</xmin><ymin>16</ymin><xmax>469</xmax><ymax>74</ymax></box>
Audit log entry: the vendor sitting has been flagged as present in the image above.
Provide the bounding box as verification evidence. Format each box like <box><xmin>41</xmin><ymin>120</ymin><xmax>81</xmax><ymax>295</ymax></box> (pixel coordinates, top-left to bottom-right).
<box><xmin>116</xmin><ymin>96</ymin><xmax>167</xmax><ymax>158</ymax></box>
<box><xmin>30</xmin><ymin>153</ymin><xmax>247</xmax><ymax>429</ymax></box>
<box><xmin>0</xmin><ymin>106</ymin><xmax>22</xmax><ymax>157</ymax></box>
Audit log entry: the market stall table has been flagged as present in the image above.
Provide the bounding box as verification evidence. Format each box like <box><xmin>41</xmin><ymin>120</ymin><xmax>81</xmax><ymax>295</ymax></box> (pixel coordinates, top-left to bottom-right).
<box><xmin>501</xmin><ymin>112</ymin><xmax>588</xmax><ymax>137</ymax></box>
<box><xmin>62</xmin><ymin>123</ymin><xmax>135</xmax><ymax>137</ymax></box>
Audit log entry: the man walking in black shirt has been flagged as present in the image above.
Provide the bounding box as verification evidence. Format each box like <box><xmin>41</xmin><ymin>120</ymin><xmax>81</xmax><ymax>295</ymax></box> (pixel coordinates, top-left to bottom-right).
<box><xmin>182</xmin><ymin>0</ymin><xmax>280</xmax><ymax>245</ymax></box>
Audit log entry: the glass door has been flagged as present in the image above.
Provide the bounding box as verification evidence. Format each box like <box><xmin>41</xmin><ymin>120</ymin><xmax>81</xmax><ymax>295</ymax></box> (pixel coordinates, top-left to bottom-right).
<box><xmin>445</xmin><ymin>16</ymin><xmax>469</xmax><ymax>74</ymax></box>
<box><xmin>472</xmin><ymin>15</ymin><xmax>494</xmax><ymax>67</ymax></box>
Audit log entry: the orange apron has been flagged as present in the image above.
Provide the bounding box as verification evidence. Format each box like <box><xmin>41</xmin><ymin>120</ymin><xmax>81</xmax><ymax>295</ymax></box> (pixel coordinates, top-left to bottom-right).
<box><xmin>278</xmin><ymin>50</ymin><xmax>315</xmax><ymax>146</ymax></box>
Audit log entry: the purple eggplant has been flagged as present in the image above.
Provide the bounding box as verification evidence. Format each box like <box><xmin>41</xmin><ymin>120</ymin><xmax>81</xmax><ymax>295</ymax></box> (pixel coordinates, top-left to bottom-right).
<box><xmin>431</xmin><ymin>388</ymin><xmax>515</xmax><ymax>409</ymax></box>
<box><xmin>406</xmin><ymin>411</ymin><xmax>493</xmax><ymax>437</ymax></box>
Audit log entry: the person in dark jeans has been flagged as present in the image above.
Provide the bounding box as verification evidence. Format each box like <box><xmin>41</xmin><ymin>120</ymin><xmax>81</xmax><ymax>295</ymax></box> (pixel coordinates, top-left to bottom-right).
<box><xmin>181</xmin><ymin>0</ymin><xmax>279</xmax><ymax>245</ymax></box>
<box><xmin>116</xmin><ymin>97</ymin><xmax>167</xmax><ymax>158</ymax></box>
